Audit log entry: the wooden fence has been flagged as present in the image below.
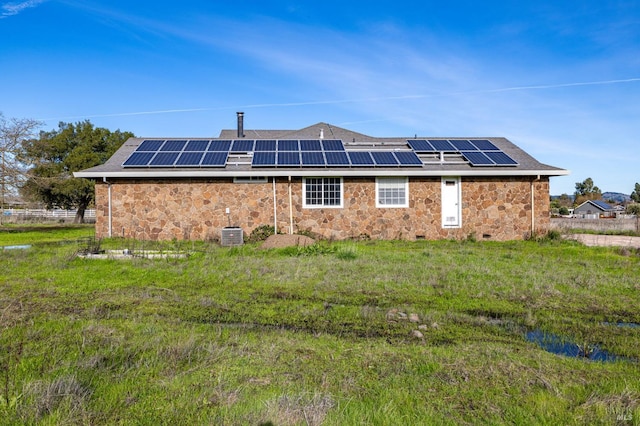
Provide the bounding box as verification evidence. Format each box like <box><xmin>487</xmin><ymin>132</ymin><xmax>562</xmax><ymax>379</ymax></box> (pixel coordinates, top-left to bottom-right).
<box><xmin>1</xmin><ymin>209</ymin><xmax>96</xmax><ymax>223</ymax></box>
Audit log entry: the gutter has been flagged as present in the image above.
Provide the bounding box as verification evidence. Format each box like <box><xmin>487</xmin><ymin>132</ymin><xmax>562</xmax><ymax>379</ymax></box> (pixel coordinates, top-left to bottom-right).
<box><xmin>103</xmin><ymin>177</ymin><xmax>112</xmax><ymax>238</ymax></box>
<box><xmin>272</xmin><ymin>177</ymin><xmax>277</xmax><ymax>233</ymax></box>
<box><xmin>288</xmin><ymin>176</ymin><xmax>294</xmax><ymax>234</ymax></box>
<box><xmin>75</xmin><ymin>168</ymin><xmax>570</xmax><ymax>179</ymax></box>
<box><xmin>531</xmin><ymin>175</ymin><xmax>540</xmax><ymax>237</ymax></box>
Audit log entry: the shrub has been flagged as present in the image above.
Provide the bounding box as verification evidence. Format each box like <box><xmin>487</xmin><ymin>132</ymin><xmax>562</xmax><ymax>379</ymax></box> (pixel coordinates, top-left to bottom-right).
<box><xmin>247</xmin><ymin>225</ymin><xmax>275</xmax><ymax>243</ymax></box>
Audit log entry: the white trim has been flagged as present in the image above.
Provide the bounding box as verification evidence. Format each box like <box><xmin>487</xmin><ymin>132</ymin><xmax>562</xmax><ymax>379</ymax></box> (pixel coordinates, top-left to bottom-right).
<box><xmin>75</xmin><ymin>168</ymin><xmax>569</xmax><ymax>179</ymax></box>
<box><xmin>302</xmin><ymin>177</ymin><xmax>343</xmax><ymax>209</ymax></box>
<box><xmin>376</xmin><ymin>177</ymin><xmax>409</xmax><ymax>208</ymax></box>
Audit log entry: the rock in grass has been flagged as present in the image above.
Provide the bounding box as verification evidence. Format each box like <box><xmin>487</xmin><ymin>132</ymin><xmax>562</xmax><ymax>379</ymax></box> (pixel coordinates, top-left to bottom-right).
<box><xmin>411</xmin><ymin>330</ymin><xmax>424</xmax><ymax>340</ymax></box>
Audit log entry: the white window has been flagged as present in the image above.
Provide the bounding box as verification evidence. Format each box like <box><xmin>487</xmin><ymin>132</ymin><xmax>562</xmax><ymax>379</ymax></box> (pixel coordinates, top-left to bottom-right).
<box><xmin>376</xmin><ymin>177</ymin><xmax>408</xmax><ymax>208</ymax></box>
<box><xmin>303</xmin><ymin>177</ymin><xmax>343</xmax><ymax>208</ymax></box>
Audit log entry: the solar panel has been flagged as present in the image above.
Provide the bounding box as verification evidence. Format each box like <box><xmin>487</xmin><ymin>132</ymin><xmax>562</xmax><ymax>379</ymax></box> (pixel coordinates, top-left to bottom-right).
<box><xmin>278</xmin><ymin>140</ymin><xmax>299</xmax><ymax>151</ymax></box>
<box><xmin>324</xmin><ymin>151</ymin><xmax>350</xmax><ymax>166</ymax></box>
<box><xmin>254</xmin><ymin>139</ymin><xmax>277</xmax><ymax>151</ymax></box>
<box><xmin>428</xmin><ymin>139</ymin><xmax>455</xmax><ymax>151</ymax></box>
<box><xmin>371</xmin><ymin>151</ymin><xmax>398</xmax><ymax>166</ymax></box>
<box><xmin>123</xmin><ymin>152</ymin><xmax>154</xmax><ymax>167</ymax></box>
<box><xmin>231</xmin><ymin>139</ymin><xmax>255</xmax><ymax>152</ymax></box>
<box><xmin>149</xmin><ymin>152</ymin><xmax>179</xmax><ymax>166</ymax></box>
<box><xmin>252</xmin><ymin>151</ymin><xmax>276</xmax><ymax>167</ymax></box>
<box><xmin>137</xmin><ymin>140</ymin><xmax>164</xmax><ymax>151</ymax></box>
<box><xmin>208</xmin><ymin>140</ymin><xmax>232</xmax><ymax>151</ymax></box>
<box><xmin>300</xmin><ymin>139</ymin><xmax>322</xmax><ymax>151</ymax></box>
<box><xmin>484</xmin><ymin>151</ymin><xmax>518</xmax><ymax>165</ymax></box>
<box><xmin>348</xmin><ymin>151</ymin><xmax>374</xmax><ymax>166</ymax></box>
<box><xmin>301</xmin><ymin>151</ymin><xmax>325</xmax><ymax>166</ymax></box>
<box><xmin>470</xmin><ymin>139</ymin><xmax>499</xmax><ymax>150</ymax></box>
<box><xmin>322</xmin><ymin>139</ymin><xmax>345</xmax><ymax>151</ymax></box>
<box><xmin>277</xmin><ymin>151</ymin><xmax>300</xmax><ymax>166</ymax></box>
<box><xmin>449</xmin><ymin>139</ymin><xmax>476</xmax><ymax>150</ymax></box>
<box><xmin>394</xmin><ymin>151</ymin><xmax>423</xmax><ymax>166</ymax></box>
<box><xmin>461</xmin><ymin>151</ymin><xmax>494</xmax><ymax>166</ymax></box>
<box><xmin>175</xmin><ymin>151</ymin><xmax>204</xmax><ymax>166</ymax></box>
<box><xmin>160</xmin><ymin>140</ymin><xmax>187</xmax><ymax>151</ymax></box>
<box><xmin>407</xmin><ymin>140</ymin><xmax>434</xmax><ymax>152</ymax></box>
<box><xmin>201</xmin><ymin>151</ymin><xmax>228</xmax><ymax>167</ymax></box>
<box><xmin>185</xmin><ymin>140</ymin><xmax>210</xmax><ymax>151</ymax></box>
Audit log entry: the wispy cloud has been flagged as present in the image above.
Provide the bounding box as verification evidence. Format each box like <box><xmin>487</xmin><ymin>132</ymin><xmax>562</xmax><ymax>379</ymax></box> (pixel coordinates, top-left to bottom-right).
<box><xmin>0</xmin><ymin>0</ymin><xmax>46</xmax><ymax>18</ymax></box>
<box><xmin>38</xmin><ymin>77</ymin><xmax>640</xmax><ymax>122</ymax></box>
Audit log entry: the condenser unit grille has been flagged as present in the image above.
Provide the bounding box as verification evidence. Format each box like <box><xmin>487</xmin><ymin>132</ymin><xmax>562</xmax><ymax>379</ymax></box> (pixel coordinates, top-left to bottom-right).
<box><xmin>221</xmin><ymin>227</ymin><xmax>243</xmax><ymax>246</ymax></box>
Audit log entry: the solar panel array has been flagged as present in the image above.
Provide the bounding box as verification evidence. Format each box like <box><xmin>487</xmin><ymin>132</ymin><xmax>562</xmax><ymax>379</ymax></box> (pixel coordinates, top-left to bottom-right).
<box><xmin>407</xmin><ymin>139</ymin><xmax>518</xmax><ymax>166</ymax></box>
<box><xmin>122</xmin><ymin>137</ymin><xmax>517</xmax><ymax>168</ymax></box>
<box><xmin>248</xmin><ymin>138</ymin><xmax>423</xmax><ymax>167</ymax></box>
<box><xmin>123</xmin><ymin>139</ymin><xmax>230</xmax><ymax>168</ymax></box>
<box><xmin>123</xmin><ymin>139</ymin><xmax>423</xmax><ymax>168</ymax></box>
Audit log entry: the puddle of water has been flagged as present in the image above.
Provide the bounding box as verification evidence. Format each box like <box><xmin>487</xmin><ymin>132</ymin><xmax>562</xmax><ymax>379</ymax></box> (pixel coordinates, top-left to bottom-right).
<box><xmin>602</xmin><ymin>322</ymin><xmax>640</xmax><ymax>328</ymax></box>
<box><xmin>2</xmin><ymin>244</ymin><xmax>32</xmax><ymax>250</ymax></box>
<box><xmin>525</xmin><ymin>330</ymin><xmax>629</xmax><ymax>362</ymax></box>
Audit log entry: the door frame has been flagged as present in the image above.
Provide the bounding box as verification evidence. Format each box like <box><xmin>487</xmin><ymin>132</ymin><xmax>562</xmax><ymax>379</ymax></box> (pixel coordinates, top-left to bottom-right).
<box><xmin>441</xmin><ymin>176</ymin><xmax>461</xmax><ymax>228</ymax></box>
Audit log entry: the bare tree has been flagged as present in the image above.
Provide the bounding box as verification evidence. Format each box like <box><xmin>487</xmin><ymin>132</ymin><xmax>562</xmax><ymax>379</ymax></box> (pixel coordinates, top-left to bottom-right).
<box><xmin>0</xmin><ymin>113</ymin><xmax>43</xmax><ymax>222</ymax></box>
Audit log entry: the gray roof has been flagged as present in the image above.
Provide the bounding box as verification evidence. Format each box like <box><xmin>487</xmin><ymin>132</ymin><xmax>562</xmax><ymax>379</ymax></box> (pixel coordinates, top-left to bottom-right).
<box><xmin>75</xmin><ymin>122</ymin><xmax>568</xmax><ymax>179</ymax></box>
<box><xmin>575</xmin><ymin>200</ymin><xmax>614</xmax><ymax>212</ymax></box>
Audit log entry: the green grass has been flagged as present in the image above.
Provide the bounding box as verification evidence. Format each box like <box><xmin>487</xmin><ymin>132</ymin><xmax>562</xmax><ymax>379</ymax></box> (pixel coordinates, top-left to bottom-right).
<box><xmin>1</xmin><ymin>226</ymin><xmax>639</xmax><ymax>425</ymax></box>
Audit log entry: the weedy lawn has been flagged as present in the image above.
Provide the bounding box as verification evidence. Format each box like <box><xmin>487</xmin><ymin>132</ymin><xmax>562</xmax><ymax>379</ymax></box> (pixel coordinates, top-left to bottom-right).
<box><xmin>1</xmin><ymin>226</ymin><xmax>639</xmax><ymax>425</ymax></box>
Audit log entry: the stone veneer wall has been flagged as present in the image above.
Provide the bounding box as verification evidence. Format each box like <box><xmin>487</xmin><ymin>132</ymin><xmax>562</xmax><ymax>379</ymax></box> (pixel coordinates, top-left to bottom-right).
<box><xmin>94</xmin><ymin>176</ymin><xmax>550</xmax><ymax>241</ymax></box>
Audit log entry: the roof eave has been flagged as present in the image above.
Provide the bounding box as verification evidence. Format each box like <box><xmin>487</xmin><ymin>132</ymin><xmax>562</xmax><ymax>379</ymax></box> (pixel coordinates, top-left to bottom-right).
<box><xmin>74</xmin><ymin>168</ymin><xmax>570</xmax><ymax>179</ymax></box>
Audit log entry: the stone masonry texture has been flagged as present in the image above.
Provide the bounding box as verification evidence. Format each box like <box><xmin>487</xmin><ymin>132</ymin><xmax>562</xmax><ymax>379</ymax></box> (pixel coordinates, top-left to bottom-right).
<box><xmin>94</xmin><ymin>176</ymin><xmax>550</xmax><ymax>241</ymax></box>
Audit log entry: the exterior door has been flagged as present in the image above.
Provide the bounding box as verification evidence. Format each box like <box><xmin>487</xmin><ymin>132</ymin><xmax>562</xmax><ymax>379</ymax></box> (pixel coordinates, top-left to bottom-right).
<box><xmin>441</xmin><ymin>177</ymin><xmax>461</xmax><ymax>228</ymax></box>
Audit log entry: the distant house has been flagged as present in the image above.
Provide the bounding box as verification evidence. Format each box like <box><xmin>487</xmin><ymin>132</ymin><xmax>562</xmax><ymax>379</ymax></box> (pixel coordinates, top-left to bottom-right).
<box><xmin>75</xmin><ymin>115</ymin><xmax>568</xmax><ymax>242</ymax></box>
<box><xmin>574</xmin><ymin>200</ymin><xmax>615</xmax><ymax>219</ymax></box>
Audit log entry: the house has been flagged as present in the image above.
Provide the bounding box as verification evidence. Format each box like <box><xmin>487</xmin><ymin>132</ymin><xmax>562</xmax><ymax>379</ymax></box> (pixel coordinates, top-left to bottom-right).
<box><xmin>573</xmin><ymin>200</ymin><xmax>615</xmax><ymax>219</ymax></box>
<box><xmin>74</xmin><ymin>114</ymin><xmax>569</xmax><ymax>242</ymax></box>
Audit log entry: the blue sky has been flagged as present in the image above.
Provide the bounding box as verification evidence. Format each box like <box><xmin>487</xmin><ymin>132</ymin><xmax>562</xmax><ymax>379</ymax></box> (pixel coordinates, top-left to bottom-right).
<box><xmin>2</xmin><ymin>1</ymin><xmax>639</xmax><ymax>195</ymax></box>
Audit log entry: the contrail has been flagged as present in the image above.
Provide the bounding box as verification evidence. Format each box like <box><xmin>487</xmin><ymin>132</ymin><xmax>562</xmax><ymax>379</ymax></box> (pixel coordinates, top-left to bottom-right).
<box><xmin>38</xmin><ymin>77</ymin><xmax>640</xmax><ymax>121</ymax></box>
<box><xmin>460</xmin><ymin>77</ymin><xmax>640</xmax><ymax>94</ymax></box>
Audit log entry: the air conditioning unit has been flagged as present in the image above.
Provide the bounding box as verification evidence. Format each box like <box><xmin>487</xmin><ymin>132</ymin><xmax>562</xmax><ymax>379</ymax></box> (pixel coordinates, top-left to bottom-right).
<box><xmin>221</xmin><ymin>227</ymin><xmax>243</xmax><ymax>246</ymax></box>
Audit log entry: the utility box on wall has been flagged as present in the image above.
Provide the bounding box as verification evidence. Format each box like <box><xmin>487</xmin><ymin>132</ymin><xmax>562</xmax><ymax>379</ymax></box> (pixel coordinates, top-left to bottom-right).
<box><xmin>220</xmin><ymin>227</ymin><xmax>243</xmax><ymax>246</ymax></box>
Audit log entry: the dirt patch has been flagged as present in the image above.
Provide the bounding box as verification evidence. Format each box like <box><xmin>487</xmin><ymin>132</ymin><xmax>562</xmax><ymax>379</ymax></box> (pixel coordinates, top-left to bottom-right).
<box><xmin>261</xmin><ymin>234</ymin><xmax>316</xmax><ymax>249</ymax></box>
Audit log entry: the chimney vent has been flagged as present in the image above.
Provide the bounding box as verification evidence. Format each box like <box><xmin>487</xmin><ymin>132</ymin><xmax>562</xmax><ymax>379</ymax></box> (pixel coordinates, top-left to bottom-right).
<box><xmin>236</xmin><ymin>112</ymin><xmax>244</xmax><ymax>138</ymax></box>
<box><xmin>319</xmin><ymin>128</ymin><xmax>324</xmax><ymax>139</ymax></box>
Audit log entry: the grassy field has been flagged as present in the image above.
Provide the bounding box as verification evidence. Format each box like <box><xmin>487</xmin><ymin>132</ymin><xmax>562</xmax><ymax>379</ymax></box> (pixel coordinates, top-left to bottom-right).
<box><xmin>1</xmin><ymin>225</ymin><xmax>639</xmax><ymax>425</ymax></box>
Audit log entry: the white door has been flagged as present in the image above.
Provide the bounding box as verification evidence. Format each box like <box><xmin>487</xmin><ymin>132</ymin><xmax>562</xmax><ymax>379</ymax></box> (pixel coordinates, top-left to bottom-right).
<box><xmin>441</xmin><ymin>177</ymin><xmax>461</xmax><ymax>228</ymax></box>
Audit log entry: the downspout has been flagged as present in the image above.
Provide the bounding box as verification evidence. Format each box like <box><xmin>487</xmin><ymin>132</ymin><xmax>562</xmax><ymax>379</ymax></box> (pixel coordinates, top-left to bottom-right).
<box><xmin>531</xmin><ymin>175</ymin><xmax>540</xmax><ymax>237</ymax></box>
<box><xmin>288</xmin><ymin>176</ymin><xmax>294</xmax><ymax>234</ymax></box>
<box><xmin>272</xmin><ymin>177</ymin><xmax>278</xmax><ymax>234</ymax></box>
<box><xmin>103</xmin><ymin>177</ymin><xmax>112</xmax><ymax>238</ymax></box>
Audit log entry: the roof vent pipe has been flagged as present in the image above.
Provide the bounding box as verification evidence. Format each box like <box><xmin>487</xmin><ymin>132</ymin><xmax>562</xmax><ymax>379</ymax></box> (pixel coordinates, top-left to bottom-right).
<box><xmin>236</xmin><ymin>112</ymin><xmax>244</xmax><ymax>138</ymax></box>
<box><xmin>320</xmin><ymin>128</ymin><xmax>324</xmax><ymax>139</ymax></box>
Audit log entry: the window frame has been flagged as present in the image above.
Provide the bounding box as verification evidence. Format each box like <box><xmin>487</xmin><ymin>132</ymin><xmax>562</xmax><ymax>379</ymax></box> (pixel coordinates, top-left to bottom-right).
<box><xmin>376</xmin><ymin>177</ymin><xmax>409</xmax><ymax>208</ymax></box>
<box><xmin>303</xmin><ymin>177</ymin><xmax>343</xmax><ymax>208</ymax></box>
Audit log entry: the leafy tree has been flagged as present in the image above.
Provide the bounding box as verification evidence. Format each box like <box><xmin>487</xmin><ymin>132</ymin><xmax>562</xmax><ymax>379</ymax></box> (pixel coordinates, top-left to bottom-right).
<box><xmin>631</xmin><ymin>183</ymin><xmax>640</xmax><ymax>203</ymax></box>
<box><xmin>627</xmin><ymin>204</ymin><xmax>640</xmax><ymax>216</ymax></box>
<box><xmin>574</xmin><ymin>177</ymin><xmax>602</xmax><ymax>206</ymax></box>
<box><xmin>0</xmin><ymin>113</ymin><xmax>43</xmax><ymax>220</ymax></box>
<box><xmin>20</xmin><ymin>121</ymin><xmax>133</xmax><ymax>223</ymax></box>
